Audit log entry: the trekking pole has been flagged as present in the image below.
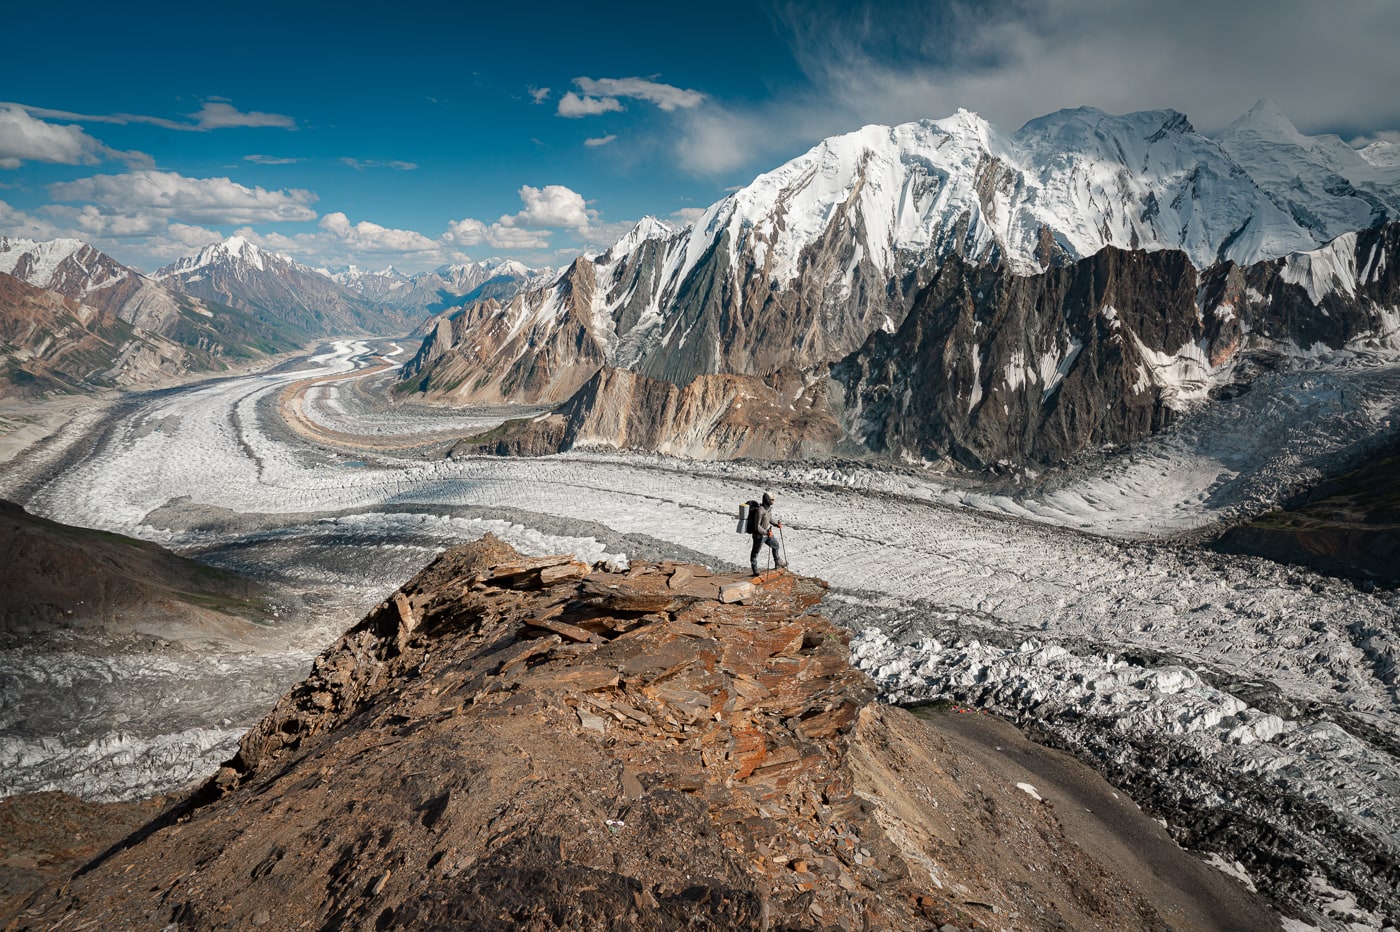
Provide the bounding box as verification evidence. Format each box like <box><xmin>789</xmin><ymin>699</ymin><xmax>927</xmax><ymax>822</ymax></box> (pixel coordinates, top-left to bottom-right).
<box><xmin>779</xmin><ymin>525</ymin><xmax>787</xmax><ymax>568</ymax></box>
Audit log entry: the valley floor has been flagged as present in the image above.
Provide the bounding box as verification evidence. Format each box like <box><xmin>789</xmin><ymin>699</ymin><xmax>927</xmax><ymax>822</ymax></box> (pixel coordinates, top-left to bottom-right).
<box><xmin>0</xmin><ymin>339</ymin><xmax>1396</xmax><ymax>930</ymax></box>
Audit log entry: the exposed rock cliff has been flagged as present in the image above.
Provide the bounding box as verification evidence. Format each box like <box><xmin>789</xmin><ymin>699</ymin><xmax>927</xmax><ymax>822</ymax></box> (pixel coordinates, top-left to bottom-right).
<box><xmin>5</xmin><ymin>537</ymin><xmax>1239</xmax><ymax>931</ymax></box>
<box><xmin>456</xmin><ymin>366</ymin><xmax>843</xmax><ymax>460</ymax></box>
<box><xmin>836</xmin><ymin>248</ymin><xmax>1206</xmax><ymax>468</ymax></box>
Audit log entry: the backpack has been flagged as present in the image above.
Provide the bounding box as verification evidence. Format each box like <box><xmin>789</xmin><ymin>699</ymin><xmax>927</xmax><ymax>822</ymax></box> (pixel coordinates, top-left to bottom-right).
<box><xmin>743</xmin><ymin>500</ymin><xmax>760</xmax><ymax>534</ymax></box>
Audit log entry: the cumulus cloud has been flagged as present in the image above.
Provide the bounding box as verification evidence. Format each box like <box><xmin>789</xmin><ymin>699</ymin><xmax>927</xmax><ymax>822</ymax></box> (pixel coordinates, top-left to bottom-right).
<box><xmin>670</xmin><ymin>207</ymin><xmax>707</xmax><ymax>226</ymax></box>
<box><xmin>0</xmin><ymin>106</ymin><xmax>150</xmax><ymax>169</ymax></box>
<box><xmin>558</xmin><ymin>93</ymin><xmax>625</xmax><ymax>118</ymax></box>
<box><xmin>529</xmin><ymin>86</ymin><xmax>551</xmax><ymax>105</ymax></box>
<box><xmin>557</xmin><ymin>76</ymin><xmax>706</xmax><ymax>118</ymax></box>
<box><xmin>498</xmin><ymin>184</ymin><xmax>595</xmax><ymax>230</ymax></box>
<box><xmin>319</xmin><ymin>212</ymin><xmax>438</xmax><ymax>252</ymax></box>
<box><xmin>442</xmin><ymin>217</ymin><xmax>550</xmax><ymax>250</ymax></box>
<box><xmin>575</xmin><ymin>77</ymin><xmax>706</xmax><ymax>112</ymax></box>
<box><xmin>0</xmin><ymin>198</ymin><xmax>59</xmax><ymax>239</ymax></box>
<box><xmin>584</xmin><ymin>135</ymin><xmax>617</xmax><ymax>148</ymax></box>
<box><xmin>190</xmin><ymin>101</ymin><xmax>296</xmax><ymax>130</ymax></box>
<box><xmin>48</xmin><ymin>170</ymin><xmax>318</xmax><ymax>226</ymax></box>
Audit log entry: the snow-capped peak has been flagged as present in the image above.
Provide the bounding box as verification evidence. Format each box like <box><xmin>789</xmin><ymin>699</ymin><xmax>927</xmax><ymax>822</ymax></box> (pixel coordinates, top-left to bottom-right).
<box><xmin>1222</xmin><ymin>98</ymin><xmax>1306</xmax><ymax>145</ymax></box>
<box><xmin>605</xmin><ymin>216</ymin><xmax>676</xmax><ymax>258</ymax></box>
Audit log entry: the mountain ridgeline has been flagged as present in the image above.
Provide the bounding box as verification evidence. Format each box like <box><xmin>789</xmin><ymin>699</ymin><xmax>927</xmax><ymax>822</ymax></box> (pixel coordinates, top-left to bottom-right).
<box><xmin>0</xmin><ymin>236</ymin><xmax>552</xmax><ymax>395</ymax></box>
<box><xmin>406</xmin><ymin>103</ymin><xmax>1400</xmax><ymax>470</ymax></box>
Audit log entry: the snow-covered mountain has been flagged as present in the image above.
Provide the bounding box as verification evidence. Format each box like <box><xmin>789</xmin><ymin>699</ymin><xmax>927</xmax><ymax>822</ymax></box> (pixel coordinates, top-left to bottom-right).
<box><xmin>404</xmin><ymin>101</ymin><xmax>1400</xmax><ymax>469</ymax></box>
<box><xmin>1217</xmin><ymin>99</ymin><xmax>1400</xmax><ymax>245</ymax></box>
<box><xmin>0</xmin><ymin>236</ymin><xmax>302</xmax><ymax>367</ymax></box>
<box><xmin>0</xmin><ymin>236</ymin><xmax>190</xmax><ymax>334</ymax></box>
<box><xmin>328</xmin><ymin>259</ymin><xmax>556</xmax><ymax>316</ymax></box>
<box><xmin>156</xmin><ymin>237</ymin><xmax>416</xmax><ymax>338</ymax></box>
<box><xmin>407</xmin><ymin>102</ymin><xmax>1400</xmax><ymax>396</ymax></box>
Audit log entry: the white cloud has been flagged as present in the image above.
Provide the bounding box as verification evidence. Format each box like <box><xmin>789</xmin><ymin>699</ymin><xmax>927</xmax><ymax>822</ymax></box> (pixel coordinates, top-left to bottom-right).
<box><xmin>671</xmin><ymin>0</ymin><xmax>1400</xmax><ymax>178</ymax></box>
<box><xmin>529</xmin><ymin>86</ymin><xmax>551</xmax><ymax>105</ymax></box>
<box><xmin>0</xmin><ymin>106</ymin><xmax>150</xmax><ymax>169</ymax></box>
<box><xmin>558</xmin><ymin>93</ymin><xmax>625</xmax><ymax>118</ymax></box>
<box><xmin>0</xmin><ymin>199</ymin><xmax>59</xmax><ymax>239</ymax></box>
<box><xmin>442</xmin><ymin>217</ymin><xmax>550</xmax><ymax>250</ymax></box>
<box><xmin>48</xmin><ymin>170</ymin><xmax>318</xmax><ymax>225</ymax></box>
<box><xmin>319</xmin><ymin>212</ymin><xmax>438</xmax><ymax>252</ymax></box>
<box><xmin>498</xmin><ymin>184</ymin><xmax>595</xmax><ymax>231</ymax></box>
<box><xmin>189</xmin><ymin>101</ymin><xmax>296</xmax><ymax>131</ymax></box>
<box><xmin>574</xmin><ymin>77</ymin><xmax>706</xmax><ymax>112</ymax></box>
<box><xmin>244</xmin><ymin>154</ymin><xmax>302</xmax><ymax>165</ymax></box>
<box><xmin>580</xmin><ymin>219</ymin><xmax>644</xmax><ymax>252</ymax></box>
<box><xmin>1351</xmin><ymin>130</ymin><xmax>1400</xmax><ymax>149</ymax></box>
<box><xmin>584</xmin><ymin>135</ymin><xmax>617</xmax><ymax>148</ymax></box>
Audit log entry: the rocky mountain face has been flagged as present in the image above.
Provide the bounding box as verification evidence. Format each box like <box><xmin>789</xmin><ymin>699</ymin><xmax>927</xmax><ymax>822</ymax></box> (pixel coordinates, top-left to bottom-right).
<box><xmin>399</xmin><ymin>104</ymin><xmax>1400</xmax><ymax>469</ymax></box>
<box><xmin>0</xmin><ymin>273</ymin><xmax>197</xmax><ymax>396</ymax></box>
<box><xmin>839</xmin><ymin>223</ymin><xmax>1400</xmax><ymax>468</ymax></box>
<box><xmin>402</xmin><ymin>103</ymin><xmax>1400</xmax><ymax>397</ymax></box>
<box><xmin>834</xmin><ymin>248</ymin><xmax>1201</xmax><ymax>468</ymax></box>
<box><xmin>6</xmin><ymin>535</ymin><xmax>1258</xmax><ymax>931</ymax></box>
<box><xmin>0</xmin><ymin>237</ymin><xmax>303</xmax><ymax>368</ymax></box>
<box><xmin>400</xmin><ymin>256</ymin><xmax>609</xmax><ymax>403</ymax></box>
<box><xmin>454</xmin><ymin>222</ymin><xmax>1400</xmax><ymax>470</ymax></box>
<box><xmin>156</xmin><ymin>237</ymin><xmax>418</xmax><ymax>339</ymax></box>
<box><xmin>458</xmin><ymin>365</ymin><xmax>843</xmax><ymax>460</ymax></box>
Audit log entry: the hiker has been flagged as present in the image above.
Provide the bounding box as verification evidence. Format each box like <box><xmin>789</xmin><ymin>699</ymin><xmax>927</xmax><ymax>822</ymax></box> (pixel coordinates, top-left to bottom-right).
<box><xmin>748</xmin><ymin>492</ymin><xmax>787</xmax><ymax>575</ymax></box>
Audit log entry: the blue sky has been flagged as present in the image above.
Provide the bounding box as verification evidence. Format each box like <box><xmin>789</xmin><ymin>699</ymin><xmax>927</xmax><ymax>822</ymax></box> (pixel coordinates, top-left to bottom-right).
<box><xmin>3</xmin><ymin>0</ymin><xmax>1398</xmax><ymax>275</ymax></box>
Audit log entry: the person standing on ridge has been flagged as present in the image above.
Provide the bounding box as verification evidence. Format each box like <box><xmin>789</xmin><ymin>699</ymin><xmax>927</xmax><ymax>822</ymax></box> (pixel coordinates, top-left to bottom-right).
<box><xmin>749</xmin><ymin>492</ymin><xmax>786</xmax><ymax>575</ymax></box>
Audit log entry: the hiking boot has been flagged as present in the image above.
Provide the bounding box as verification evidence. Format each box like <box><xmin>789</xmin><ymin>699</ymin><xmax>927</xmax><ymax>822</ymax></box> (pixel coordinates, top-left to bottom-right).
<box><xmin>751</xmin><ymin>561</ymin><xmax>761</xmax><ymax>576</ymax></box>
<box><xmin>776</xmin><ymin>559</ymin><xmax>788</xmax><ymax>569</ymax></box>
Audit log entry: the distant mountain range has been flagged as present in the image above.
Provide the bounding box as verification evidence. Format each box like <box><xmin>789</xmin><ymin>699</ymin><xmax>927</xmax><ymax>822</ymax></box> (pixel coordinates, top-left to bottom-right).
<box><xmin>404</xmin><ymin>101</ymin><xmax>1400</xmax><ymax>469</ymax></box>
<box><xmin>0</xmin><ymin>235</ymin><xmax>550</xmax><ymax>396</ymax></box>
<box><xmin>326</xmin><ymin>258</ymin><xmax>557</xmax><ymax>317</ymax></box>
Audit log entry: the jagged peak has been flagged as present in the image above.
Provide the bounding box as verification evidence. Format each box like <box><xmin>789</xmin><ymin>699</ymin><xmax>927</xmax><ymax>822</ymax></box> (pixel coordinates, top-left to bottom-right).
<box><xmin>605</xmin><ymin>216</ymin><xmax>677</xmax><ymax>258</ymax></box>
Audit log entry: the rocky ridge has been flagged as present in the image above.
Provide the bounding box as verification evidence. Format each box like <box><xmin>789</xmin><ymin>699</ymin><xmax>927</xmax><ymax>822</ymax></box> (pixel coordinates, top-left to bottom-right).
<box><xmin>4</xmin><ymin>536</ymin><xmax>1250</xmax><ymax>931</ymax></box>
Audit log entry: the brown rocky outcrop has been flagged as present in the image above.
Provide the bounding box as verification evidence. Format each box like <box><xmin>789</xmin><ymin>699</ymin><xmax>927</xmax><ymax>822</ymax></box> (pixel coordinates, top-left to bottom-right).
<box><xmin>6</xmin><ymin>537</ymin><xmax>1188</xmax><ymax>931</ymax></box>
<box><xmin>455</xmin><ymin>365</ymin><xmax>843</xmax><ymax>459</ymax></box>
